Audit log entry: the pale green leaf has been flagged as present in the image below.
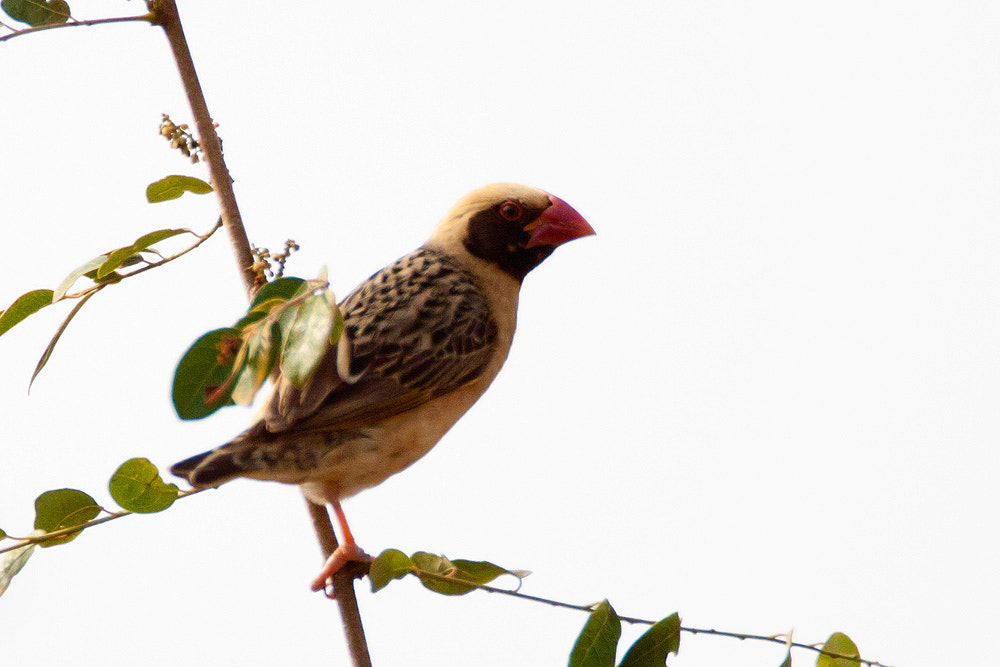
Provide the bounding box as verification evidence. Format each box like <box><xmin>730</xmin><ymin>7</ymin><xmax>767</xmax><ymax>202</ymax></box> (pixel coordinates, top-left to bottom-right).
<box><xmin>33</xmin><ymin>489</ymin><xmax>101</xmax><ymax>547</ymax></box>
<box><xmin>146</xmin><ymin>175</ymin><xmax>213</xmax><ymax>203</ymax></box>
<box><xmin>230</xmin><ymin>322</ymin><xmax>279</xmax><ymax>405</ymax></box>
<box><xmin>279</xmin><ymin>291</ymin><xmax>333</xmax><ymax>387</ymax></box>
<box><xmin>109</xmin><ymin>458</ymin><xmax>179</xmax><ymax>513</ymax></box>
<box><xmin>0</xmin><ymin>539</ymin><xmax>36</xmax><ymax>597</ymax></box>
<box><xmin>369</xmin><ymin>549</ymin><xmax>415</xmax><ymax>592</ymax></box>
<box><xmin>817</xmin><ymin>632</ymin><xmax>860</xmax><ymax>667</ymax></box>
<box><xmin>53</xmin><ymin>255</ymin><xmax>106</xmax><ymax>302</ymax></box>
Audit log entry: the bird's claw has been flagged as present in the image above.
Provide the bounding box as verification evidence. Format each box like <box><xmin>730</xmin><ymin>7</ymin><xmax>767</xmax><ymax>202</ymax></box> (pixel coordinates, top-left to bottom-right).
<box><xmin>311</xmin><ymin>543</ymin><xmax>373</xmax><ymax>593</ymax></box>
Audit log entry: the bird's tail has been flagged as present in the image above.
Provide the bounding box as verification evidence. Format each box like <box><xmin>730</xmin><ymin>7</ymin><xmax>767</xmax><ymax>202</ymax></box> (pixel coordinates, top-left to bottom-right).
<box><xmin>170</xmin><ymin>449</ymin><xmax>241</xmax><ymax>488</ymax></box>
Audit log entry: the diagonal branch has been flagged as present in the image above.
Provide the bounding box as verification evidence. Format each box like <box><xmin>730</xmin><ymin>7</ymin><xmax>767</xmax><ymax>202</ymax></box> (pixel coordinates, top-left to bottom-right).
<box><xmin>148</xmin><ymin>2</ymin><xmax>371</xmax><ymax>665</ymax></box>
<box><xmin>151</xmin><ymin>0</ymin><xmax>256</xmax><ymax>294</ymax></box>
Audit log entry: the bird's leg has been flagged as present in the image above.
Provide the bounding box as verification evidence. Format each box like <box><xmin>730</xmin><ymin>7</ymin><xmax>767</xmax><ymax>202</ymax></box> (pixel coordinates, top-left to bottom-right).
<box><xmin>310</xmin><ymin>497</ymin><xmax>372</xmax><ymax>592</ymax></box>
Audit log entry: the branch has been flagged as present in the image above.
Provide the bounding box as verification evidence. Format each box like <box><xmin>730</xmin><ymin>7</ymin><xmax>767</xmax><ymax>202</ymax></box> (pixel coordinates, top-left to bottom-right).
<box><xmin>151</xmin><ymin>0</ymin><xmax>256</xmax><ymax>294</ymax></box>
<box><xmin>57</xmin><ymin>218</ymin><xmax>223</xmax><ymax>303</ymax></box>
<box><xmin>0</xmin><ymin>14</ymin><xmax>152</xmax><ymax>44</ymax></box>
<box><xmin>412</xmin><ymin>569</ymin><xmax>895</xmax><ymax>667</ymax></box>
<box><xmin>0</xmin><ymin>488</ymin><xmax>206</xmax><ymax>555</ymax></box>
<box><xmin>99</xmin><ymin>219</ymin><xmax>222</xmax><ymax>280</ymax></box>
<box><xmin>307</xmin><ymin>498</ymin><xmax>372</xmax><ymax>667</ymax></box>
<box><xmin>148</xmin><ymin>3</ymin><xmax>371</xmax><ymax>665</ymax></box>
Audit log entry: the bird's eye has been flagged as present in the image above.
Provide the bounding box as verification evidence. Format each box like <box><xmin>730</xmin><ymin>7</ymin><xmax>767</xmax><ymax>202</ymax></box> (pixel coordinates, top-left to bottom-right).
<box><xmin>499</xmin><ymin>200</ymin><xmax>523</xmax><ymax>221</ymax></box>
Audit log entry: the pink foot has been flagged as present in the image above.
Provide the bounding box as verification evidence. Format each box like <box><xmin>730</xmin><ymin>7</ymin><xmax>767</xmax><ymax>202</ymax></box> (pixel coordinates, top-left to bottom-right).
<box><xmin>310</xmin><ymin>542</ymin><xmax>372</xmax><ymax>592</ymax></box>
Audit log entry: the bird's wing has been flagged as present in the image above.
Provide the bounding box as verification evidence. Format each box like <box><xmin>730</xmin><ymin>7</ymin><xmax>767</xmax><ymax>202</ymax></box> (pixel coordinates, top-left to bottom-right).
<box><xmin>263</xmin><ymin>247</ymin><xmax>498</xmax><ymax>433</ymax></box>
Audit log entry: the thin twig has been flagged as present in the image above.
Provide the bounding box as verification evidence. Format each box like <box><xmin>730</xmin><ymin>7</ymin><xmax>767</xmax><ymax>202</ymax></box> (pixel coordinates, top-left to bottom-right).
<box><xmin>0</xmin><ymin>488</ymin><xmax>206</xmax><ymax>555</ymax></box>
<box><xmin>0</xmin><ymin>15</ymin><xmax>152</xmax><ymax>44</ymax></box>
<box><xmin>59</xmin><ymin>219</ymin><xmax>222</xmax><ymax>302</ymax></box>
<box><xmin>411</xmin><ymin>569</ymin><xmax>894</xmax><ymax>667</ymax></box>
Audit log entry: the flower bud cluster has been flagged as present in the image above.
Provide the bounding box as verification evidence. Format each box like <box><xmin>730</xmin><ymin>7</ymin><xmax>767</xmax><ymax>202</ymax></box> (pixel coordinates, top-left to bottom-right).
<box><xmin>251</xmin><ymin>240</ymin><xmax>301</xmax><ymax>282</ymax></box>
<box><xmin>159</xmin><ymin>113</ymin><xmax>215</xmax><ymax>164</ymax></box>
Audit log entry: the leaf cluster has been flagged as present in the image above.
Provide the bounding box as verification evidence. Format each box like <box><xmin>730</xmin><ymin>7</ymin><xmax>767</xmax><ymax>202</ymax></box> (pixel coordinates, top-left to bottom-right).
<box><xmin>0</xmin><ymin>201</ymin><xmax>220</xmax><ymax>388</ymax></box>
<box><xmin>172</xmin><ymin>275</ymin><xmax>344</xmax><ymax>420</ymax></box>
<box><xmin>368</xmin><ymin>549</ymin><xmax>682</xmax><ymax>666</ymax></box>
<box><xmin>367</xmin><ymin>549</ymin><xmax>867</xmax><ymax>667</ymax></box>
<box><xmin>369</xmin><ymin>548</ymin><xmax>529</xmax><ymax>596</ymax></box>
<box><xmin>0</xmin><ymin>458</ymin><xmax>179</xmax><ymax>596</ymax></box>
<box><xmin>570</xmin><ymin>601</ymin><xmax>680</xmax><ymax>667</ymax></box>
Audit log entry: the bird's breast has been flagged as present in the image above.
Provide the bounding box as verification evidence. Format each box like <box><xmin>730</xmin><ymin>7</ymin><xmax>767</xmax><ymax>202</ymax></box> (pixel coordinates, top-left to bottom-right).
<box><xmin>303</xmin><ymin>332</ymin><xmax>513</xmax><ymax>503</ymax></box>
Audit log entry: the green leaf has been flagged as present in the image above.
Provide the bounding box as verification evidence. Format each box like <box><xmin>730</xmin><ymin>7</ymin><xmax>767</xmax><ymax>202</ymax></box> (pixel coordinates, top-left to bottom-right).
<box><xmin>330</xmin><ymin>302</ymin><xmax>345</xmax><ymax>345</ymax></box>
<box><xmin>98</xmin><ymin>248</ymin><xmax>141</xmax><ymax>280</ymax></box>
<box><xmin>0</xmin><ymin>540</ymin><xmax>36</xmax><ymax>597</ymax></box>
<box><xmin>146</xmin><ymin>175</ymin><xmax>213</xmax><ymax>203</ymax></box>
<box><xmin>369</xmin><ymin>549</ymin><xmax>415</xmax><ymax>592</ymax></box>
<box><xmin>234</xmin><ymin>308</ymin><xmax>269</xmax><ymax>330</ymax></box>
<box><xmin>250</xmin><ymin>277</ymin><xmax>307</xmax><ymax>309</ymax></box>
<box><xmin>279</xmin><ymin>291</ymin><xmax>334</xmax><ymax>387</ymax></box>
<box><xmin>33</xmin><ymin>489</ymin><xmax>101</xmax><ymax>547</ymax></box>
<box><xmin>96</xmin><ymin>229</ymin><xmax>189</xmax><ymax>279</ymax></box>
<box><xmin>411</xmin><ymin>551</ymin><xmax>452</xmax><ymax>575</ymax></box>
<box><xmin>109</xmin><ymin>458</ymin><xmax>179</xmax><ymax>513</ymax></box>
<box><xmin>0</xmin><ymin>528</ymin><xmax>6</xmax><ymax>539</ymax></box>
<box><xmin>410</xmin><ymin>551</ymin><xmax>463</xmax><ymax>594</ymax></box>
<box><xmin>29</xmin><ymin>290</ymin><xmax>97</xmax><ymax>391</ymax></box>
<box><xmin>619</xmin><ymin>613</ymin><xmax>681</xmax><ymax>667</ymax></box>
<box><xmin>569</xmin><ymin>600</ymin><xmax>621</xmax><ymax>667</ymax></box>
<box><xmin>230</xmin><ymin>321</ymin><xmax>279</xmax><ymax>405</ymax></box>
<box><xmin>53</xmin><ymin>255</ymin><xmax>106</xmax><ymax>302</ymax></box>
<box><xmin>119</xmin><ymin>254</ymin><xmax>145</xmax><ymax>268</ymax></box>
<box><xmin>401</xmin><ymin>551</ymin><xmax>527</xmax><ymax>595</ymax></box>
<box><xmin>369</xmin><ymin>550</ymin><xmax>525</xmax><ymax>595</ymax></box>
<box><xmin>133</xmin><ymin>228</ymin><xmax>190</xmax><ymax>249</ymax></box>
<box><xmin>449</xmin><ymin>559</ymin><xmax>509</xmax><ymax>582</ymax></box>
<box><xmin>817</xmin><ymin>632</ymin><xmax>860</xmax><ymax>667</ymax></box>
<box><xmin>0</xmin><ymin>289</ymin><xmax>53</xmax><ymax>337</ymax></box>
<box><xmin>780</xmin><ymin>649</ymin><xmax>792</xmax><ymax>667</ymax></box>
<box><xmin>172</xmin><ymin>328</ymin><xmax>240</xmax><ymax>419</ymax></box>
<box><xmin>1</xmin><ymin>0</ymin><xmax>70</xmax><ymax>26</ymax></box>
<box><xmin>83</xmin><ymin>268</ymin><xmax>122</xmax><ymax>285</ymax></box>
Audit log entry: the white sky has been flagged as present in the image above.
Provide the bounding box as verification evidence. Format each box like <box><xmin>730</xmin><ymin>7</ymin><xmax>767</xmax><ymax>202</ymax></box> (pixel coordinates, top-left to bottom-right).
<box><xmin>1</xmin><ymin>2</ymin><xmax>997</xmax><ymax>665</ymax></box>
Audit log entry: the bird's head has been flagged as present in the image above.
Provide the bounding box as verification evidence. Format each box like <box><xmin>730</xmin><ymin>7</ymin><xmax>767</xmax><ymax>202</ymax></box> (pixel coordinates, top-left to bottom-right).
<box><xmin>429</xmin><ymin>183</ymin><xmax>595</xmax><ymax>281</ymax></box>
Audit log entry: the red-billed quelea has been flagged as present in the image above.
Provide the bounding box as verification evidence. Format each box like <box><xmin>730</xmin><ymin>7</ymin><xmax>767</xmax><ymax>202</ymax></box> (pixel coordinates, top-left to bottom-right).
<box><xmin>171</xmin><ymin>183</ymin><xmax>595</xmax><ymax>591</ymax></box>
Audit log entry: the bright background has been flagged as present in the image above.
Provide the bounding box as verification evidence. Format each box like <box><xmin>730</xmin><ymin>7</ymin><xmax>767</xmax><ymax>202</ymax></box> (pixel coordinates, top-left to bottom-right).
<box><xmin>1</xmin><ymin>2</ymin><xmax>997</xmax><ymax>665</ymax></box>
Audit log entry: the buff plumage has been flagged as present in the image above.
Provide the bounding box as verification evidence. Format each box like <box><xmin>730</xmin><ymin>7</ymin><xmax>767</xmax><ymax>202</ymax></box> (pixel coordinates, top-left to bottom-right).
<box><xmin>171</xmin><ymin>183</ymin><xmax>594</xmax><ymax>589</ymax></box>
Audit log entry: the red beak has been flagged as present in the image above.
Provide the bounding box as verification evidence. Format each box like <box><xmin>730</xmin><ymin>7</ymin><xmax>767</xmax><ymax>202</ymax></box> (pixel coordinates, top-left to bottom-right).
<box><xmin>525</xmin><ymin>195</ymin><xmax>596</xmax><ymax>248</ymax></box>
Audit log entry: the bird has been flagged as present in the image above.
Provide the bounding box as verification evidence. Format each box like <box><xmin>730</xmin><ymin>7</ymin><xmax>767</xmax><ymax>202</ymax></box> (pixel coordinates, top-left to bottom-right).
<box><xmin>171</xmin><ymin>183</ymin><xmax>595</xmax><ymax>591</ymax></box>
